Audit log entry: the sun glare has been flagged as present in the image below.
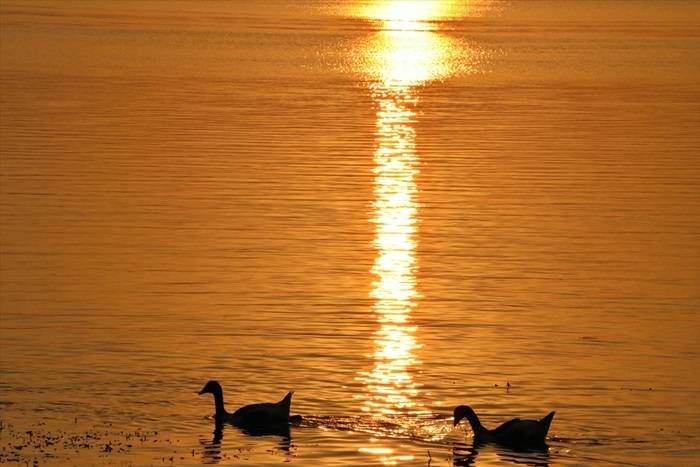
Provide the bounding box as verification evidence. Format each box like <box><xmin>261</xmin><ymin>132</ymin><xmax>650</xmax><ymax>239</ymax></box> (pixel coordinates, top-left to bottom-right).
<box><xmin>363</xmin><ymin>0</ymin><xmax>455</xmax><ymax>31</ymax></box>
<box><xmin>356</xmin><ymin>0</ymin><xmax>472</xmax><ymax>89</ymax></box>
<box><xmin>356</xmin><ymin>0</ymin><xmax>474</xmax><ymax>430</ymax></box>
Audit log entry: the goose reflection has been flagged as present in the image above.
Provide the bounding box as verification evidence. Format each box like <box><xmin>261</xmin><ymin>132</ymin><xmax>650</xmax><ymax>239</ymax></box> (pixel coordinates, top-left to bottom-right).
<box><xmin>199</xmin><ymin>422</ymin><xmax>224</xmax><ymax>465</ymax></box>
<box><xmin>199</xmin><ymin>421</ymin><xmax>292</xmax><ymax>464</ymax></box>
<box><xmin>452</xmin><ymin>442</ymin><xmax>550</xmax><ymax>467</ymax></box>
<box><xmin>452</xmin><ymin>442</ymin><xmax>479</xmax><ymax>467</ymax></box>
<box><xmin>356</xmin><ymin>2</ymin><xmax>469</xmax><ymax>420</ymax></box>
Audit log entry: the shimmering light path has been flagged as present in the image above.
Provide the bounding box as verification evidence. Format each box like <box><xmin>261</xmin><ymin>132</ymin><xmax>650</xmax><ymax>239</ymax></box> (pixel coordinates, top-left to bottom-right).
<box><xmin>355</xmin><ymin>6</ymin><xmax>478</xmax><ymax>463</ymax></box>
<box><xmin>362</xmin><ymin>87</ymin><xmax>422</xmax><ymax>417</ymax></box>
<box><xmin>359</xmin><ymin>0</ymin><xmax>466</xmax><ymax>422</ymax></box>
<box><xmin>2</xmin><ymin>0</ymin><xmax>699</xmax><ymax>465</ymax></box>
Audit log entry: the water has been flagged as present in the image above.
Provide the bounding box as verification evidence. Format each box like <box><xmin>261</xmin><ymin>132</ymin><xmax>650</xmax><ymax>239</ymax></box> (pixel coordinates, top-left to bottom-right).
<box><xmin>1</xmin><ymin>1</ymin><xmax>699</xmax><ymax>465</ymax></box>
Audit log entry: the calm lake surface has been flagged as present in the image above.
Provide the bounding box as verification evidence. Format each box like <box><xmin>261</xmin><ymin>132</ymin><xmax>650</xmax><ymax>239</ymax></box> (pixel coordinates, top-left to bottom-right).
<box><xmin>1</xmin><ymin>1</ymin><xmax>699</xmax><ymax>465</ymax></box>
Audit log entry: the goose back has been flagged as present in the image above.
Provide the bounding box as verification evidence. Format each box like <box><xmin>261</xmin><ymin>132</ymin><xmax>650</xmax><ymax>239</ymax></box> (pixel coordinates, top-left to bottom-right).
<box><xmin>230</xmin><ymin>391</ymin><xmax>293</xmax><ymax>426</ymax></box>
<box><xmin>454</xmin><ymin>405</ymin><xmax>555</xmax><ymax>449</ymax></box>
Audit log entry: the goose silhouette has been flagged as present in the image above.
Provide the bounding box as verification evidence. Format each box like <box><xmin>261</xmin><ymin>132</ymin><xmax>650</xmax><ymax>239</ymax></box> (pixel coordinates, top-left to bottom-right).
<box><xmin>453</xmin><ymin>405</ymin><xmax>555</xmax><ymax>449</ymax></box>
<box><xmin>198</xmin><ymin>380</ymin><xmax>298</xmax><ymax>427</ymax></box>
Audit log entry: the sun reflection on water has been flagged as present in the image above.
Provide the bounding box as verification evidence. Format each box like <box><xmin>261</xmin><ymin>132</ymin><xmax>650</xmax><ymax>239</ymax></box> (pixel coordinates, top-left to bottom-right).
<box><xmin>361</xmin><ymin>89</ymin><xmax>423</xmax><ymax>417</ymax></box>
<box><xmin>356</xmin><ymin>1</ymin><xmax>469</xmax><ymax>423</ymax></box>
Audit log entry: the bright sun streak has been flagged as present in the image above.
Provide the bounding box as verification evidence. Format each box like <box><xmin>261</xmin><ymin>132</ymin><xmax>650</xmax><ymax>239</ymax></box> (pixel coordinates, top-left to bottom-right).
<box><xmin>358</xmin><ymin>1</ymin><xmax>438</xmax><ymax>418</ymax></box>
<box><xmin>357</xmin><ymin>0</ymin><xmax>475</xmax><ymax>431</ymax></box>
<box><xmin>358</xmin><ymin>1</ymin><xmax>468</xmax><ymax>89</ymax></box>
<box><xmin>364</xmin><ymin>1</ymin><xmax>450</xmax><ymax>31</ymax></box>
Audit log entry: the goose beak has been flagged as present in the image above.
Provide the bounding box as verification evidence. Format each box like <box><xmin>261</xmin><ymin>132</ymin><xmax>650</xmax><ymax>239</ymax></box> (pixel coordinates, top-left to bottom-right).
<box><xmin>198</xmin><ymin>389</ymin><xmax>206</xmax><ymax>395</ymax></box>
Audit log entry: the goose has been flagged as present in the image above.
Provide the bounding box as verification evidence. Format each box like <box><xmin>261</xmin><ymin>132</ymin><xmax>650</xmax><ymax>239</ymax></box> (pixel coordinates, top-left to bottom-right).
<box><xmin>453</xmin><ymin>405</ymin><xmax>555</xmax><ymax>449</ymax></box>
<box><xmin>198</xmin><ymin>380</ymin><xmax>296</xmax><ymax>427</ymax></box>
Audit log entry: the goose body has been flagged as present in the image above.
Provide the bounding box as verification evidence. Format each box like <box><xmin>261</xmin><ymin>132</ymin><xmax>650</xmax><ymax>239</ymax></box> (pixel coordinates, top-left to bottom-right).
<box><xmin>199</xmin><ymin>380</ymin><xmax>294</xmax><ymax>427</ymax></box>
<box><xmin>453</xmin><ymin>405</ymin><xmax>555</xmax><ymax>449</ymax></box>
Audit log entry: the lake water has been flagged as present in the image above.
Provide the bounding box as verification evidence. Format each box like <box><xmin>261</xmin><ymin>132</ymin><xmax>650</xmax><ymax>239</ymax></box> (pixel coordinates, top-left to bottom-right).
<box><xmin>1</xmin><ymin>1</ymin><xmax>699</xmax><ymax>465</ymax></box>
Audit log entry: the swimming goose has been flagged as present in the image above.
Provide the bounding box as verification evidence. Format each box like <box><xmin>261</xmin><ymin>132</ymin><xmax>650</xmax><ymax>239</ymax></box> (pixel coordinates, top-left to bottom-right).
<box><xmin>453</xmin><ymin>405</ymin><xmax>555</xmax><ymax>449</ymax></box>
<box><xmin>198</xmin><ymin>380</ymin><xmax>294</xmax><ymax>427</ymax></box>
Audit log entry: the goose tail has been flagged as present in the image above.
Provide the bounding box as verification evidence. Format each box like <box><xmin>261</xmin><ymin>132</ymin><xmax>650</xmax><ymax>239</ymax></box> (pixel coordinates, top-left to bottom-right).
<box><xmin>278</xmin><ymin>390</ymin><xmax>294</xmax><ymax>413</ymax></box>
<box><xmin>539</xmin><ymin>411</ymin><xmax>555</xmax><ymax>436</ymax></box>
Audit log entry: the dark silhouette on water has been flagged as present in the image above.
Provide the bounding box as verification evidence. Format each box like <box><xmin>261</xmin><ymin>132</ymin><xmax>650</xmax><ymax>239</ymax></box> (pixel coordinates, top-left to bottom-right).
<box><xmin>452</xmin><ymin>442</ymin><xmax>480</xmax><ymax>467</ymax></box>
<box><xmin>199</xmin><ymin>419</ymin><xmax>292</xmax><ymax>464</ymax></box>
<box><xmin>199</xmin><ymin>422</ymin><xmax>224</xmax><ymax>464</ymax></box>
<box><xmin>198</xmin><ymin>380</ymin><xmax>299</xmax><ymax>427</ymax></box>
<box><xmin>453</xmin><ymin>405</ymin><xmax>555</xmax><ymax>450</ymax></box>
<box><xmin>452</xmin><ymin>441</ymin><xmax>550</xmax><ymax>467</ymax></box>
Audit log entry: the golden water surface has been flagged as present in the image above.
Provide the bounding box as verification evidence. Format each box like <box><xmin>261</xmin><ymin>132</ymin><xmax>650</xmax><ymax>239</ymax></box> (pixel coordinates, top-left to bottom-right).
<box><xmin>1</xmin><ymin>1</ymin><xmax>699</xmax><ymax>465</ymax></box>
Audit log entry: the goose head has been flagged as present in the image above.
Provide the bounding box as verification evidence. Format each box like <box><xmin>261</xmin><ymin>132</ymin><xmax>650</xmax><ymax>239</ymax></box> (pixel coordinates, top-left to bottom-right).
<box><xmin>453</xmin><ymin>405</ymin><xmax>479</xmax><ymax>427</ymax></box>
<box><xmin>199</xmin><ymin>380</ymin><xmax>223</xmax><ymax>396</ymax></box>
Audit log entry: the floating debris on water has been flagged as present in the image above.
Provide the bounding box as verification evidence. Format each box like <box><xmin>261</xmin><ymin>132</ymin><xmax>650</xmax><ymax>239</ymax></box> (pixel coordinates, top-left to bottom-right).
<box><xmin>0</xmin><ymin>422</ymin><xmax>162</xmax><ymax>464</ymax></box>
